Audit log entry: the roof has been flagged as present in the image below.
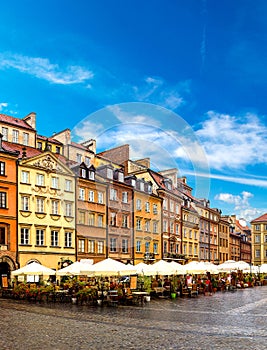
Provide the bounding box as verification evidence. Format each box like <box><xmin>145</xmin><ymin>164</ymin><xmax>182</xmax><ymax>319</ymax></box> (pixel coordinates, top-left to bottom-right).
<box><xmin>251</xmin><ymin>213</ymin><xmax>267</xmax><ymax>223</ymax></box>
<box><xmin>37</xmin><ymin>135</ymin><xmax>63</xmax><ymax>145</ymax></box>
<box><xmin>2</xmin><ymin>141</ymin><xmax>41</xmax><ymax>158</ymax></box>
<box><xmin>0</xmin><ymin>114</ymin><xmax>35</xmax><ymax>131</ymax></box>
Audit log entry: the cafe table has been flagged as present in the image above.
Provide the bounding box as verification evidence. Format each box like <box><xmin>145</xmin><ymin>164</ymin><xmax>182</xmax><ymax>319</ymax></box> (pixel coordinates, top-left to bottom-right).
<box><xmin>131</xmin><ymin>291</ymin><xmax>149</xmax><ymax>306</ymax></box>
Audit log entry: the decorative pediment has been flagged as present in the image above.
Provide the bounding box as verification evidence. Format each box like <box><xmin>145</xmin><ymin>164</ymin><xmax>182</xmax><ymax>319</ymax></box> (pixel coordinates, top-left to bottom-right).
<box><xmin>32</xmin><ymin>155</ymin><xmax>58</xmax><ymax>172</ymax></box>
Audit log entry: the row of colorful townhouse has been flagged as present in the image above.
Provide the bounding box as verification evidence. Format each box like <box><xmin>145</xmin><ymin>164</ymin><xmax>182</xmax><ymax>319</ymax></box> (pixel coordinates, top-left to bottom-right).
<box><xmin>0</xmin><ymin>112</ymin><xmax>252</xmax><ymax>284</ymax></box>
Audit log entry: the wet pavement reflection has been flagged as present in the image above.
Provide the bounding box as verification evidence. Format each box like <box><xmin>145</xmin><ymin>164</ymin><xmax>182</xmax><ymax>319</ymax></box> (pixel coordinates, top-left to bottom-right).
<box><xmin>0</xmin><ymin>286</ymin><xmax>266</xmax><ymax>349</ymax></box>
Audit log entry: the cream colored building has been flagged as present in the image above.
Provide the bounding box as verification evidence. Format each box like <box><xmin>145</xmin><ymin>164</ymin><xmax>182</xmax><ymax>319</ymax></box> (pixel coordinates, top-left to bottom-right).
<box><xmin>17</xmin><ymin>150</ymin><xmax>76</xmax><ymax>269</ymax></box>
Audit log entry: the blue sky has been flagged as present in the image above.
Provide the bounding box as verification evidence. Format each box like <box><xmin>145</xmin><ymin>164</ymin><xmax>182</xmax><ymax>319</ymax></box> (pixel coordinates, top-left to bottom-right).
<box><xmin>0</xmin><ymin>0</ymin><xmax>267</xmax><ymax>223</ymax></box>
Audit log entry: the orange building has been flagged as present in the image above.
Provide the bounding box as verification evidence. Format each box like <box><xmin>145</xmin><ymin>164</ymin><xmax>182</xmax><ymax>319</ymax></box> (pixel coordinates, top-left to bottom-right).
<box><xmin>0</xmin><ymin>137</ymin><xmax>19</xmax><ymax>286</ymax></box>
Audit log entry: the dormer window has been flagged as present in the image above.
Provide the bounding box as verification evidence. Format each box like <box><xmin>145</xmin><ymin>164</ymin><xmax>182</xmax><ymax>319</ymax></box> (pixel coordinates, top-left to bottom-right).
<box><xmin>107</xmin><ymin>168</ymin><xmax>113</xmax><ymax>179</ymax></box>
<box><xmin>140</xmin><ymin>182</ymin><xmax>144</xmax><ymax>191</ymax></box>
<box><xmin>131</xmin><ymin>178</ymin><xmax>136</xmax><ymax>187</ymax></box>
<box><xmin>81</xmin><ymin>168</ymin><xmax>87</xmax><ymax>178</ymax></box>
<box><xmin>118</xmin><ymin>172</ymin><xmax>124</xmax><ymax>182</ymax></box>
<box><xmin>89</xmin><ymin>170</ymin><xmax>95</xmax><ymax>180</ymax></box>
<box><xmin>147</xmin><ymin>184</ymin><xmax>152</xmax><ymax>194</ymax></box>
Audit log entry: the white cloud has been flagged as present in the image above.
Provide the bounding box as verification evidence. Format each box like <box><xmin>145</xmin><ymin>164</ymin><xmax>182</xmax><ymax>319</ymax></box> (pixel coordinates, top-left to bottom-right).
<box><xmin>0</xmin><ymin>53</ymin><xmax>94</xmax><ymax>85</ymax></box>
<box><xmin>133</xmin><ymin>76</ymin><xmax>188</xmax><ymax>110</ymax></box>
<box><xmin>0</xmin><ymin>103</ymin><xmax>8</xmax><ymax>112</ymax></box>
<box><xmin>214</xmin><ymin>191</ymin><xmax>265</xmax><ymax>222</ymax></box>
<box><xmin>195</xmin><ymin>111</ymin><xmax>267</xmax><ymax>170</ymax></box>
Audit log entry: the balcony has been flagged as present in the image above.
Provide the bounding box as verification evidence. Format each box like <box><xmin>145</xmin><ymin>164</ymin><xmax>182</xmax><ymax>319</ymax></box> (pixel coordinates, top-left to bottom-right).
<box><xmin>143</xmin><ymin>252</ymin><xmax>155</xmax><ymax>261</ymax></box>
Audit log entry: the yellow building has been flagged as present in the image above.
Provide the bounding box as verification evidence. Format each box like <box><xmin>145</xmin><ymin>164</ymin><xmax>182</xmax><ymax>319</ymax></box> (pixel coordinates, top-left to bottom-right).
<box><xmin>127</xmin><ymin>175</ymin><xmax>161</xmax><ymax>265</ymax></box>
<box><xmin>251</xmin><ymin>213</ymin><xmax>267</xmax><ymax>265</ymax></box>
<box><xmin>17</xmin><ymin>149</ymin><xmax>76</xmax><ymax>269</ymax></box>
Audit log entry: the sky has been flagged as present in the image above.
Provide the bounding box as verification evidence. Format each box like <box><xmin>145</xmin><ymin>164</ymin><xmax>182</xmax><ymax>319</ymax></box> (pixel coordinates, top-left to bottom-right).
<box><xmin>0</xmin><ymin>0</ymin><xmax>267</xmax><ymax>223</ymax></box>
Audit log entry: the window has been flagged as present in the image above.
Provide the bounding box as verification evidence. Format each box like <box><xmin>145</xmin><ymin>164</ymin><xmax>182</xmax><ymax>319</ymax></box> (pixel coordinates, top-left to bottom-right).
<box><xmin>145</xmin><ymin>241</ymin><xmax>150</xmax><ymax>252</ymax></box>
<box><xmin>98</xmin><ymin>215</ymin><xmax>103</xmax><ymax>227</ymax></box>
<box><xmin>163</xmin><ymin>199</ymin><xmax>167</xmax><ymax>210</ymax></box>
<box><xmin>21</xmin><ymin>196</ymin><xmax>30</xmax><ymax>211</ymax></box>
<box><xmin>170</xmin><ymin>200</ymin><xmax>174</xmax><ymax>212</ymax></box>
<box><xmin>98</xmin><ymin>192</ymin><xmax>104</xmax><ymax>204</ymax></box>
<box><xmin>175</xmin><ymin>204</ymin><xmax>179</xmax><ymax>214</ymax></box>
<box><xmin>51</xmin><ymin>231</ymin><xmax>59</xmax><ymax>247</ymax></box>
<box><xmin>255</xmin><ymin>225</ymin><xmax>260</xmax><ymax>231</ymax></box>
<box><xmin>265</xmin><ymin>225</ymin><xmax>267</xmax><ymax>230</ymax></box>
<box><xmin>56</xmin><ymin>146</ymin><xmax>60</xmax><ymax>154</ymax></box>
<box><xmin>65</xmin><ymin>202</ymin><xmax>73</xmax><ymax>217</ymax></box>
<box><xmin>84</xmin><ymin>157</ymin><xmax>90</xmax><ymax>166</ymax></box>
<box><xmin>81</xmin><ymin>168</ymin><xmax>87</xmax><ymax>178</ymax></box>
<box><xmin>23</xmin><ymin>132</ymin><xmax>29</xmax><ymax>146</ymax></box>
<box><xmin>107</xmin><ymin>168</ymin><xmax>113</xmax><ymax>179</ymax></box>
<box><xmin>0</xmin><ymin>227</ymin><xmax>5</xmax><ymax>244</ymax></box>
<box><xmin>175</xmin><ymin>244</ymin><xmax>179</xmax><ymax>254</ymax></box>
<box><xmin>65</xmin><ymin>179</ymin><xmax>72</xmax><ymax>192</ymax></box>
<box><xmin>194</xmin><ymin>245</ymin><xmax>197</xmax><ymax>256</ymax></box>
<box><xmin>89</xmin><ymin>190</ymin><xmax>94</xmax><ymax>202</ymax></box>
<box><xmin>265</xmin><ymin>235</ymin><xmax>267</xmax><ymax>243</ymax></box>
<box><xmin>89</xmin><ymin>170</ymin><xmax>95</xmax><ymax>180</ymax></box>
<box><xmin>77</xmin><ymin>153</ymin><xmax>82</xmax><ymax>163</ymax></box>
<box><xmin>163</xmin><ymin>220</ymin><xmax>167</xmax><ymax>232</ymax></box>
<box><xmin>36</xmin><ymin>198</ymin><xmax>45</xmax><ymax>213</ymax></box>
<box><xmin>51</xmin><ymin>200</ymin><xmax>59</xmax><ymax>215</ymax></box>
<box><xmin>170</xmin><ymin>222</ymin><xmax>174</xmax><ymax>233</ymax></box>
<box><xmin>145</xmin><ymin>220</ymin><xmax>150</xmax><ymax>232</ymax></box>
<box><xmin>136</xmin><ymin>240</ymin><xmax>141</xmax><ymax>252</ymax></box>
<box><xmin>122</xmin><ymin>239</ymin><xmax>128</xmax><ymax>253</ymax></box>
<box><xmin>176</xmin><ymin>224</ymin><xmax>179</xmax><ymax>235</ymax></box>
<box><xmin>122</xmin><ymin>192</ymin><xmax>128</xmax><ymax>203</ymax></box>
<box><xmin>21</xmin><ymin>228</ymin><xmax>29</xmax><ymax>245</ymax></box>
<box><xmin>12</xmin><ymin>129</ymin><xmax>19</xmax><ymax>143</ymax></box>
<box><xmin>153</xmin><ymin>221</ymin><xmax>158</xmax><ymax>233</ymax></box>
<box><xmin>163</xmin><ymin>241</ymin><xmax>167</xmax><ymax>254</ymax></box>
<box><xmin>153</xmin><ymin>204</ymin><xmax>158</xmax><ymax>214</ymax></box>
<box><xmin>139</xmin><ymin>182</ymin><xmax>144</xmax><ymax>191</ymax></box>
<box><xmin>153</xmin><ymin>243</ymin><xmax>158</xmax><ymax>254</ymax></box>
<box><xmin>98</xmin><ymin>241</ymin><xmax>104</xmax><ymax>254</ymax></box>
<box><xmin>78</xmin><ymin>239</ymin><xmax>85</xmax><ymax>252</ymax></box>
<box><xmin>110</xmin><ymin>238</ymin><xmax>117</xmax><ymax>252</ymax></box>
<box><xmin>65</xmin><ymin>232</ymin><xmax>72</xmax><ymax>247</ymax></box>
<box><xmin>118</xmin><ymin>172</ymin><xmax>124</xmax><ymax>182</ymax></box>
<box><xmin>136</xmin><ymin>199</ymin><xmax>141</xmax><ymax>210</ymax></box>
<box><xmin>79</xmin><ymin>211</ymin><xmax>85</xmax><ymax>224</ymax></box>
<box><xmin>147</xmin><ymin>184</ymin><xmax>152</xmax><ymax>194</ymax></box>
<box><xmin>79</xmin><ymin>188</ymin><xmax>85</xmax><ymax>200</ymax></box>
<box><xmin>255</xmin><ymin>249</ymin><xmax>260</xmax><ymax>258</ymax></box>
<box><xmin>36</xmin><ymin>173</ymin><xmax>44</xmax><ymax>186</ymax></box>
<box><xmin>0</xmin><ymin>192</ymin><xmax>7</xmax><ymax>208</ymax></box>
<box><xmin>37</xmin><ymin>142</ymin><xmax>42</xmax><ymax>150</ymax></box>
<box><xmin>2</xmin><ymin>127</ymin><xmax>8</xmax><ymax>141</ymax></box>
<box><xmin>88</xmin><ymin>240</ymin><xmax>95</xmax><ymax>253</ymax></box>
<box><xmin>194</xmin><ymin>231</ymin><xmax>197</xmax><ymax>240</ymax></box>
<box><xmin>110</xmin><ymin>188</ymin><xmax>117</xmax><ymax>201</ymax></box>
<box><xmin>88</xmin><ymin>213</ymin><xmax>95</xmax><ymax>226</ymax></box>
<box><xmin>0</xmin><ymin>162</ymin><xmax>5</xmax><ymax>176</ymax></box>
<box><xmin>183</xmin><ymin>228</ymin><xmax>187</xmax><ymax>238</ymax></box>
<box><xmin>189</xmin><ymin>230</ymin><xmax>192</xmax><ymax>239</ymax></box>
<box><xmin>122</xmin><ymin>215</ymin><xmax>128</xmax><ymax>228</ymax></box>
<box><xmin>51</xmin><ymin>177</ymin><xmax>59</xmax><ymax>189</ymax></box>
<box><xmin>21</xmin><ymin>171</ymin><xmax>29</xmax><ymax>183</ymax></box>
<box><xmin>110</xmin><ymin>212</ymin><xmax>117</xmax><ymax>226</ymax></box>
<box><xmin>183</xmin><ymin>244</ymin><xmax>187</xmax><ymax>255</ymax></box>
<box><xmin>36</xmin><ymin>229</ymin><xmax>44</xmax><ymax>246</ymax></box>
<box><xmin>145</xmin><ymin>202</ymin><xmax>150</xmax><ymax>212</ymax></box>
<box><xmin>136</xmin><ymin>218</ymin><xmax>141</xmax><ymax>230</ymax></box>
<box><xmin>255</xmin><ymin>235</ymin><xmax>260</xmax><ymax>243</ymax></box>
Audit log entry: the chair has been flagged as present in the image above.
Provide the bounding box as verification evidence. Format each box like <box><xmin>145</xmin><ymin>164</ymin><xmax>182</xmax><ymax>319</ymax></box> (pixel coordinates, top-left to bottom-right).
<box><xmin>190</xmin><ymin>284</ymin><xmax>198</xmax><ymax>297</ymax></box>
<box><xmin>107</xmin><ymin>290</ymin><xmax>119</xmax><ymax>306</ymax></box>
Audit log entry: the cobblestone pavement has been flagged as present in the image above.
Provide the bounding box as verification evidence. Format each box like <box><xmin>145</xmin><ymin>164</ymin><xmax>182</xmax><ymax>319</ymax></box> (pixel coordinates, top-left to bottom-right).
<box><xmin>0</xmin><ymin>286</ymin><xmax>267</xmax><ymax>350</ymax></box>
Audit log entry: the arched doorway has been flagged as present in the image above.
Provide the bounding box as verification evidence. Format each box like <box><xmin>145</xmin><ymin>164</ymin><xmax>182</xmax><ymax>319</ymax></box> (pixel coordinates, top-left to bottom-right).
<box><xmin>0</xmin><ymin>256</ymin><xmax>16</xmax><ymax>287</ymax></box>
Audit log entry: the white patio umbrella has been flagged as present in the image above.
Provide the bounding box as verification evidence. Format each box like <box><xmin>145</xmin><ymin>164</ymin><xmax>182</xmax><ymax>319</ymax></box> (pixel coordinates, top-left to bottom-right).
<box><xmin>217</xmin><ymin>260</ymin><xmax>237</xmax><ymax>272</ymax></box>
<box><xmin>92</xmin><ymin>258</ymin><xmax>137</xmax><ymax>276</ymax></box>
<box><xmin>169</xmin><ymin>261</ymin><xmax>186</xmax><ymax>275</ymax></box>
<box><xmin>56</xmin><ymin>260</ymin><xmax>94</xmax><ymax>276</ymax></box>
<box><xmin>259</xmin><ymin>264</ymin><xmax>267</xmax><ymax>273</ymax></box>
<box><xmin>150</xmin><ymin>260</ymin><xmax>176</xmax><ymax>276</ymax></box>
<box><xmin>184</xmin><ymin>261</ymin><xmax>210</xmax><ymax>274</ymax></box>
<box><xmin>203</xmin><ymin>262</ymin><xmax>219</xmax><ymax>274</ymax></box>
<box><xmin>132</xmin><ymin>262</ymin><xmax>155</xmax><ymax>276</ymax></box>
<box><xmin>11</xmin><ymin>261</ymin><xmax>55</xmax><ymax>276</ymax></box>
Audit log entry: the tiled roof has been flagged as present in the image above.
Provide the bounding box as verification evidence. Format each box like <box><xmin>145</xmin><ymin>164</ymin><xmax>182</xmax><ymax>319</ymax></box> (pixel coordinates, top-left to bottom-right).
<box><xmin>251</xmin><ymin>213</ymin><xmax>267</xmax><ymax>223</ymax></box>
<box><xmin>37</xmin><ymin>135</ymin><xmax>63</xmax><ymax>145</ymax></box>
<box><xmin>2</xmin><ymin>141</ymin><xmax>41</xmax><ymax>158</ymax></box>
<box><xmin>0</xmin><ymin>114</ymin><xmax>35</xmax><ymax>131</ymax></box>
